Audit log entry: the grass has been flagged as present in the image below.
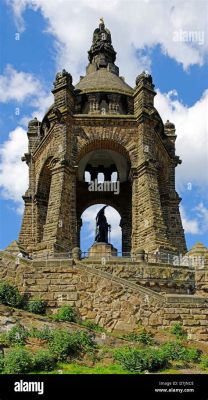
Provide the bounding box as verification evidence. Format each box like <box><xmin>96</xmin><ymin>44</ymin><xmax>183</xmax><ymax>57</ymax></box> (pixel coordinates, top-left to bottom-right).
<box><xmin>34</xmin><ymin>362</ymin><xmax>133</xmax><ymax>374</ymax></box>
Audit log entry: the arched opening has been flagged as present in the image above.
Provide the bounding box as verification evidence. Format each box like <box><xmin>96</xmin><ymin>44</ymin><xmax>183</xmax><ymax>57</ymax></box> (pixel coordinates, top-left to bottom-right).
<box><xmin>36</xmin><ymin>158</ymin><xmax>52</xmax><ymax>242</ymax></box>
<box><xmin>78</xmin><ymin>148</ymin><xmax>129</xmax><ymax>183</ymax></box>
<box><xmin>76</xmin><ymin>141</ymin><xmax>132</xmax><ymax>254</ymax></box>
<box><xmin>80</xmin><ymin>204</ymin><xmax>122</xmax><ymax>254</ymax></box>
<box><xmin>111</xmin><ymin>171</ymin><xmax>118</xmax><ymax>182</ymax></box>
<box><xmin>97</xmin><ymin>172</ymin><xmax>104</xmax><ymax>182</ymax></box>
<box><xmin>84</xmin><ymin>171</ymin><xmax>91</xmax><ymax>182</ymax></box>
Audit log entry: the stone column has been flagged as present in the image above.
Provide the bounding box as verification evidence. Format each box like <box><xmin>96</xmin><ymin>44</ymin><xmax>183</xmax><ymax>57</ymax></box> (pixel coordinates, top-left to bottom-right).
<box><xmin>88</xmin><ymin>94</ymin><xmax>100</xmax><ymax>114</ymax></box>
<box><xmin>19</xmin><ymin>194</ymin><xmax>35</xmax><ymax>250</ymax></box>
<box><xmin>77</xmin><ymin>217</ymin><xmax>83</xmax><ymax>249</ymax></box>
<box><xmin>108</xmin><ymin>94</ymin><xmax>120</xmax><ymax>114</ymax></box>
<box><xmin>131</xmin><ymin>162</ymin><xmax>171</xmax><ymax>253</ymax></box>
<box><xmin>42</xmin><ymin>163</ymin><xmax>77</xmax><ymax>253</ymax></box>
<box><xmin>120</xmin><ymin>214</ymin><xmax>131</xmax><ymax>254</ymax></box>
<box><xmin>19</xmin><ymin>118</ymin><xmax>40</xmax><ymax>250</ymax></box>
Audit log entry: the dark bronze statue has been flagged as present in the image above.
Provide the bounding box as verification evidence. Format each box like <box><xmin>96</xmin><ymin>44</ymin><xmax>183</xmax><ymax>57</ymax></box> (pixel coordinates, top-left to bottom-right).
<box><xmin>95</xmin><ymin>206</ymin><xmax>111</xmax><ymax>243</ymax></box>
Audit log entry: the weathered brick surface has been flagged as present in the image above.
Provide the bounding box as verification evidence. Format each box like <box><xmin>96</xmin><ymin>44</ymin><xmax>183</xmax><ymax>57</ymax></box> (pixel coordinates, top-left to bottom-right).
<box><xmin>0</xmin><ymin>253</ymin><xmax>207</xmax><ymax>340</ymax></box>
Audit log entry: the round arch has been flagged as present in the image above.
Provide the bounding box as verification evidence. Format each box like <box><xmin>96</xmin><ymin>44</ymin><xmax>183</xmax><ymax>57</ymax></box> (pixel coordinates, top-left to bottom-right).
<box><xmin>77</xmin><ymin>139</ymin><xmax>131</xmax><ymax>164</ymax></box>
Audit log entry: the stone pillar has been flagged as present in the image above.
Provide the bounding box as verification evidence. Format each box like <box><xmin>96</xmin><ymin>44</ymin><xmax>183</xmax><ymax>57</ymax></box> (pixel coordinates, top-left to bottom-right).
<box><xmin>88</xmin><ymin>94</ymin><xmax>100</xmax><ymax>114</ymax></box>
<box><xmin>131</xmin><ymin>163</ymin><xmax>171</xmax><ymax>253</ymax></box>
<box><xmin>108</xmin><ymin>94</ymin><xmax>120</xmax><ymax>114</ymax></box>
<box><xmin>19</xmin><ymin>194</ymin><xmax>35</xmax><ymax>250</ymax></box>
<box><xmin>52</xmin><ymin>69</ymin><xmax>75</xmax><ymax>113</ymax></box>
<box><xmin>134</xmin><ymin>72</ymin><xmax>156</xmax><ymax>115</ymax></box>
<box><xmin>42</xmin><ymin>163</ymin><xmax>77</xmax><ymax>253</ymax></box>
<box><xmin>19</xmin><ymin>118</ymin><xmax>40</xmax><ymax>250</ymax></box>
<box><xmin>77</xmin><ymin>217</ymin><xmax>82</xmax><ymax>248</ymax></box>
<box><xmin>120</xmin><ymin>214</ymin><xmax>131</xmax><ymax>254</ymax></box>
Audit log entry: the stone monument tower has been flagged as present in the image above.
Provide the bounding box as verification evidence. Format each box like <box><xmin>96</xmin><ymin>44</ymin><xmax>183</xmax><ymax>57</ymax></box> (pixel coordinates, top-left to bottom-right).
<box><xmin>19</xmin><ymin>19</ymin><xmax>186</xmax><ymax>256</ymax></box>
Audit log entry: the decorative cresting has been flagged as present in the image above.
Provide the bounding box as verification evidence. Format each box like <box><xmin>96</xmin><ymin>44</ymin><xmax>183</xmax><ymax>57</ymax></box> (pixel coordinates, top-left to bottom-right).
<box><xmin>19</xmin><ymin>19</ymin><xmax>187</xmax><ymax>256</ymax></box>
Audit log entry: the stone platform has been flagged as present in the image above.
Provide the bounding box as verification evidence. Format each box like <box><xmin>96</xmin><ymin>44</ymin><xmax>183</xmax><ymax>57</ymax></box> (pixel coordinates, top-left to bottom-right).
<box><xmin>88</xmin><ymin>242</ymin><xmax>117</xmax><ymax>258</ymax></box>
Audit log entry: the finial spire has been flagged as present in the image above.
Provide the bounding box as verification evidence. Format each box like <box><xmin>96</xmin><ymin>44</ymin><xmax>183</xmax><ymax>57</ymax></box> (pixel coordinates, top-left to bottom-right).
<box><xmin>87</xmin><ymin>19</ymin><xmax>118</xmax><ymax>75</ymax></box>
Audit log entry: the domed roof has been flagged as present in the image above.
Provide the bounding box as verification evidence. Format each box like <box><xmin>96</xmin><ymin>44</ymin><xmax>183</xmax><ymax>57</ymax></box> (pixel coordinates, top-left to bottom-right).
<box><xmin>75</xmin><ymin>69</ymin><xmax>133</xmax><ymax>96</ymax></box>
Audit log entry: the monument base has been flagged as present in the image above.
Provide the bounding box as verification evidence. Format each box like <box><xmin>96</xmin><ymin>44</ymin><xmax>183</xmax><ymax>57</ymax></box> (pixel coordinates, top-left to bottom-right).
<box><xmin>88</xmin><ymin>242</ymin><xmax>117</xmax><ymax>258</ymax></box>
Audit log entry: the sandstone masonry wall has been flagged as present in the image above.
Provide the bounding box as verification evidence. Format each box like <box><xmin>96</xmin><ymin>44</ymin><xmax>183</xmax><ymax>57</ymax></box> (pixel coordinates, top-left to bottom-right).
<box><xmin>0</xmin><ymin>252</ymin><xmax>207</xmax><ymax>341</ymax></box>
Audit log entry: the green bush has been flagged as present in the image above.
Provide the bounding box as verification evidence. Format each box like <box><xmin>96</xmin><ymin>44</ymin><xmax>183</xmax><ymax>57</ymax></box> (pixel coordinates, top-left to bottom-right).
<box><xmin>170</xmin><ymin>323</ymin><xmax>186</xmax><ymax>338</ymax></box>
<box><xmin>53</xmin><ymin>305</ymin><xmax>77</xmax><ymax>322</ymax></box>
<box><xmin>0</xmin><ymin>282</ymin><xmax>24</xmax><ymax>308</ymax></box>
<box><xmin>161</xmin><ymin>342</ymin><xmax>201</xmax><ymax>363</ymax></box>
<box><xmin>33</xmin><ymin>350</ymin><xmax>56</xmax><ymax>371</ymax></box>
<box><xmin>183</xmin><ymin>347</ymin><xmax>202</xmax><ymax>363</ymax></box>
<box><xmin>48</xmin><ymin>330</ymin><xmax>77</xmax><ymax>361</ymax></box>
<box><xmin>0</xmin><ymin>332</ymin><xmax>10</xmax><ymax>346</ymax></box>
<box><xmin>200</xmin><ymin>355</ymin><xmax>208</xmax><ymax>369</ymax></box>
<box><xmin>161</xmin><ymin>342</ymin><xmax>184</xmax><ymax>360</ymax></box>
<box><xmin>4</xmin><ymin>347</ymin><xmax>33</xmax><ymax>374</ymax></box>
<box><xmin>29</xmin><ymin>326</ymin><xmax>53</xmax><ymax>341</ymax></box>
<box><xmin>7</xmin><ymin>324</ymin><xmax>29</xmax><ymax>346</ymax></box>
<box><xmin>27</xmin><ymin>299</ymin><xmax>47</xmax><ymax>315</ymax></box>
<box><xmin>122</xmin><ymin>330</ymin><xmax>153</xmax><ymax>345</ymax></box>
<box><xmin>74</xmin><ymin>330</ymin><xmax>95</xmax><ymax>350</ymax></box>
<box><xmin>114</xmin><ymin>347</ymin><xmax>168</xmax><ymax>373</ymax></box>
<box><xmin>0</xmin><ymin>354</ymin><xmax>4</xmax><ymax>372</ymax></box>
<box><xmin>82</xmin><ymin>320</ymin><xmax>104</xmax><ymax>332</ymax></box>
<box><xmin>48</xmin><ymin>330</ymin><xmax>95</xmax><ymax>361</ymax></box>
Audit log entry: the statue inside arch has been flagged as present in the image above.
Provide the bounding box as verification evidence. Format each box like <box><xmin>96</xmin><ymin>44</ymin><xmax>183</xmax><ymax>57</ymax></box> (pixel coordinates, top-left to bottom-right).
<box><xmin>95</xmin><ymin>206</ymin><xmax>111</xmax><ymax>243</ymax></box>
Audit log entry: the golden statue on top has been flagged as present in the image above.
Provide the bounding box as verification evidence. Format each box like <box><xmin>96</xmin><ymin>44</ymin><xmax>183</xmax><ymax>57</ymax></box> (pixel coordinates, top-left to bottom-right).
<box><xmin>100</xmin><ymin>17</ymin><xmax>104</xmax><ymax>25</ymax></box>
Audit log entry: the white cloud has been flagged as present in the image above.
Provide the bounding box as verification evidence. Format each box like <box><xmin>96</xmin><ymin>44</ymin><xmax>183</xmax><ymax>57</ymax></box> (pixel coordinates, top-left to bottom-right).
<box><xmin>180</xmin><ymin>205</ymin><xmax>199</xmax><ymax>234</ymax></box>
<box><xmin>0</xmin><ymin>64</ymin><xmax>53</xmax><ymax>212</ymax></box>
<box><xmin>0</xmin><ymin>127</ymin><xmax>28</xmax><ymax>212</ymax></box>
<box><xmin>20</xmin><ymin>92</ymin><xmax>54</xmax><ymax>127</ymax></box>
<box><xmin>7</xmin><ymin>0</ymin><xmax>208</xmax><ymax>85</ymax></box>
<box><xmin>0</xmin><ymin>65</ymin><xmax>42</xmax><ymax>103</ymax></box>
<box><xmin>194</xmin><ymin>202</ymin><xmax>208</xmax><ymax>234</ymax></box>
<box><xmin>155</xmin><ymin>89</ymin><xmax>208</xmax><ymax>190</ymax></box>
<box><xmin>180</xmin><ymin>203</ymin><xmax>208</xmax><ymax>236</ymax></box>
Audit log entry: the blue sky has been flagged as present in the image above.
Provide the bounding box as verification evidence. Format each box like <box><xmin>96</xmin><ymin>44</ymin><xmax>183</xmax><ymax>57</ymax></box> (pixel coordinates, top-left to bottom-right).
<box><xmin>0</xmin><ymin>0</ymin><xmax>208</xmax><ymax>253</ymax></box>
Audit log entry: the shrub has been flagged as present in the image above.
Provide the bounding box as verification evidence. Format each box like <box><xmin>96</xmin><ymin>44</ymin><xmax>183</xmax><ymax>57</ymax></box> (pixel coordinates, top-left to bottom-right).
<box><xmin>122</xmin><ymin>330</ymin><xmax>153</xmax><ymax>345</ymax></box>
<box><xmin>29</xmin><ymin>326</ymin><xmax>53</xmax><ymax>341</ymax></box>
<box><xmin>7</xmin><ymin>324</ymin><xmax>29</xmax><ymax>346</ymax></box>
<box><xmin>170</xmin><ymin>323</ymin><xmax>186</xmax><ymax>338</ymax></box>
<box><xmin>27</xmin><ymin>299</ymin><xmax>47</xmax><ymax>315</ymax></box>
<box><xmin>48</xmin><ymin>330</ymin><xmax>77</xmax><ymax>361</ymax></box>
<box><xmin>33</xmin><ymin>350</ymin><xmax>56</xmax><ymax>371</ymax></box>
<box><xmin>48</xmin><ymin>330</ymin><xmax>95</xmax><ymax>361</ymax></box>
<box><xmin>0</xmin><ymin>332</ymin><xmax>10</xmax><ymax>346</ymax></box>
<box><xmin>161</xmin><ymin>342</ymin><xmax>201</xmax><ymax>363</ymax></box>
<box><xmin>114</xmin><ymin>347</ymin><xmax>168</xmax><ymax>373</ymax></box>
<box><xmin>0</xmin><ymin>354</ymin><xmax>4</xmax><ymax>372</ymax></box>
<box><xmin>53</xmin><ymin>305</ymin><xmax>77</xmax><ymax>322</ymax></box>
<box><xmin>182</xmin><ymin>347</ymin><xmax>201</xmax><ymax>363</ymax></box>
<box><xmin>161</xmin><ymin>342</ymin><xmax>184</xmax><ymax>361</ymax></box>
<box><xmin>200</xmin><ymin>355</ymin><xmax>208</xmax><ymax>369</ymax></box>
<box><xmin>82</xmin><ymin>320</ymin><xmax>104</xmax><ymax>332</ymax></box>
<box><xmin>4</xmin><ymin>347</ymin><xmax>33</xmax><ymax>374</ymax></box>
<box><xmin>74</xmin><ymin>330</ymin><xmax>95</xmax><ymax>350</ymax></box>
<box><xmin>0</xmin><ymin>282</ymin><xmax>24</xmax><ymax>308</ymax></box>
